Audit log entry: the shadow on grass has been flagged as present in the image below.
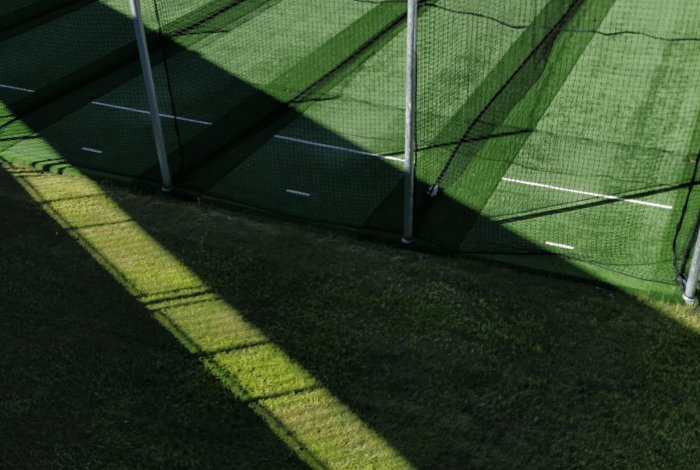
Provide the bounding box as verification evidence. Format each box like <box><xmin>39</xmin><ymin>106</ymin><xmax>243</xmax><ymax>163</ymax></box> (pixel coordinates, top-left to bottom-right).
<box><xmin>115</xmin><ymin>180</ymin><xmax>700</xmax><ymax>469</ymax></box>
<box><xmin>2</xmin><ymin>1</ymin><xmax>700</xmax><ymax>469</ymax></box>
<box><xmin>0</xmin><ymin>164</ymin><xmax>311</xmax><ymax>469</ymax></box>
<box><xmin>5</xmin><ymin>158</ymin><xmax>700</xmax><ymax>468</ymax></box>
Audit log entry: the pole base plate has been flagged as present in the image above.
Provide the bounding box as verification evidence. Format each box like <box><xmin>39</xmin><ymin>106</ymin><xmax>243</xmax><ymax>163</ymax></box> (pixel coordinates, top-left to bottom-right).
<box><xmin>682</xmin><ymin>292</ymin><xmax>697</xmax><ymax>305</ymax></box>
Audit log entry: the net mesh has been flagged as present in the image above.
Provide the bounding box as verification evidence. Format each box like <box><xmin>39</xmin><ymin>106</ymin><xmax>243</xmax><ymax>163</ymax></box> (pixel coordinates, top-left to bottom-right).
<box><xmin>2</xmin><ymin>0</ymin><xmax>700</xmax><ymax>298</ymax></box>
<box><xmin>415</xmin><ymin>0</ymin><xmax>700</xmax><ymax>291</ymax></box>
<box><xmin>147</xmin><ymin>0</ymin><xmax>407</xmax><ymax>226</ymax></box>
<box><xmin>0</xmin><ymin>0</ymin><xmax>73</xmax><ymax>26</ymax></box>
<box><xmin>0</xmin><ymin>0</ymin><xmax>164</xmax><ymax>176</ymax></box>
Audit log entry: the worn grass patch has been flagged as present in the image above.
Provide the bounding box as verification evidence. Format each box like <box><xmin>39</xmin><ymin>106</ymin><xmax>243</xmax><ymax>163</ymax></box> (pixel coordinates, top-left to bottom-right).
<box><xmin>2</xmin><ymin>160</ymin><xmax>700</xmax><ymax>469</ymax></box>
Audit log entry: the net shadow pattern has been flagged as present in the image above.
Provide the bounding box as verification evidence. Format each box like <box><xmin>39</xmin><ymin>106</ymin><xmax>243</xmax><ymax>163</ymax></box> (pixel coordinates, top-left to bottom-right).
<box><xmin>147</xmin><ymin>0</ymin><xmax>409</xmax><ymax>227</ymax></box>
<box><xmin>415</xmin><ymin>0</ymin><xmax>700</xmax><ymax>288</ymax></box>
<box><xmin>2</xmin><ymin>0</ymin><xmax>700</xmax><ymax>295</ymax></box>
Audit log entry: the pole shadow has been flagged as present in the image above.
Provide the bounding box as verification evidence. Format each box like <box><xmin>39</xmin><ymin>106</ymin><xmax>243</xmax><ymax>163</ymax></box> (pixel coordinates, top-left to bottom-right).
<box><xmin>0</xmin><ymin>163</ymin><xmax>311</xmax><ymax>469</ymax></box>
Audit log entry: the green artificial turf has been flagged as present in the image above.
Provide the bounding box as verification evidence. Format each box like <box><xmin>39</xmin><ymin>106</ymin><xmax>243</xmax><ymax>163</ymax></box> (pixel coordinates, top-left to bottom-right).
<box><xmin>416</xmin><ymin>0</ymin><xmax>700</xmax><ymax>296</ymax></box>
<box><xmin>3</xmin><ymin>0</ymin><xmax>700</xmax><ymax>303</ymax></box>
<box><xmin>3</xmin><ymin>159</ymin><xmax>700</xmax><ymax>469</ymax></box>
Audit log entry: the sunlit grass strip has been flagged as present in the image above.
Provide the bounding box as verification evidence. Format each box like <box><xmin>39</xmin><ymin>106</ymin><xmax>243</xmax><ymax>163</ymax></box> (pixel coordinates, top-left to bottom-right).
<box><xmin>8</xmin><ymin>164</ymin><xmax>413</xmax><ymax>470</ymax></box>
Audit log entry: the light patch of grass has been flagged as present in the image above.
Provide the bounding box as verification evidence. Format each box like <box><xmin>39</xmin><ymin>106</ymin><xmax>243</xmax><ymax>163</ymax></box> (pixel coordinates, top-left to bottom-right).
<box><xmin>4</xmin><ymin>160</ymin><xmax>700</xmax><ymax>469</ymax></box>
<box><xmin>6</xmin><ymin>162</ymin><xmax>414</xmax><ymax>470</ymax></box>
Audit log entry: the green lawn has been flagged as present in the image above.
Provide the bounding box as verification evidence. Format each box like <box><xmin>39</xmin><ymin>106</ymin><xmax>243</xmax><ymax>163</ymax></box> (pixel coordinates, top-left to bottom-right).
<box><xmin>3</xmin><ymin>159</ymin><xmax>700</xmax><ymax>469</ymax></box>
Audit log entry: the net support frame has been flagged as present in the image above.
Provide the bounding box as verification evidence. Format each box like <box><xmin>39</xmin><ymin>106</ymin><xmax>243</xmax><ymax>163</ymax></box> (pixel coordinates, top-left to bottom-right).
<box><xmin>402</xmin><ymin>0</ymin><xmax>418</xmax><ymax>243</ymax></box>
<box><xmin>683</xmin><ymin>232</ymin><xmax>700</xmax><ymax>304</ymax></box>
<box><xmin>129</xmin><ymin>0</ymin><xmax>172</xmax><ymax>190</ymax></box>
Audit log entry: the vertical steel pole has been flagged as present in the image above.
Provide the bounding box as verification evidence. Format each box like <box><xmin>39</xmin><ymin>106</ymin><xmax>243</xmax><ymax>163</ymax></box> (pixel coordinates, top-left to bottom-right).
<box><xmin>129</xmin><ymin>0</ymin><xmax>172</xmax><ymax>190</ymax></box>
<box><xmin>402</xmin><ymin>0</ymin><xmax>418</xmax><ymax>244</ymax></box>
<box><xmin>683</xmin><ymin>232</ymin><xmax>700</xmax><ymax>303</ymax></box>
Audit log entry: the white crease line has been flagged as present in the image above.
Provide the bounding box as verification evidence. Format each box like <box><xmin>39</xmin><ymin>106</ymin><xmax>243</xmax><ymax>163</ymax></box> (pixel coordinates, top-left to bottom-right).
<box><xmin>88</xmin><ymin>104</ymin><xmax>399</xmax><ymax>161</ymax></box>
<box><xmin>546</xmin><ymin>241</ymin><xmax>574</xmax><ymax>250</ymax></box>
<box><xmin>91</xmin><ymin>101</ymin><xmax>149</xmax><ymax>115</ymax></box>
<box><xmin>502</xmin><ymin>177</ymin><xmax>673</xmax><ymax>210</ymax></box>
<box><xmin>274</xmin><ymin>135</ymin><xmax>404</xmax><ymax>162</ymax></box>
<box><xmin>2</xmin><ymin>87</ymin><xmax>400</xmax><ymax>163</ymax></box>
<box><xmin>90</xmin><ymin>101</ymin><xmax>213</xmax><ymax>125</ymax></box>
<box><xmin>159</xmin><ymin>112</ymin><xmax>212</xmax><ymax>125</ymax></box>
<box><xmin>0</xmin><ymin>84</ymin><xmax>35</xmax><ymax>92</ymax></box>
<box><xmin>286</xmin><ymin>189</ymin><xmax>311</xmax><ymax>197</ymax></box>
<box><xmin>81</xmin><ymin>147</ymin><xmax>103</xmax><ymax>154</ymax></box>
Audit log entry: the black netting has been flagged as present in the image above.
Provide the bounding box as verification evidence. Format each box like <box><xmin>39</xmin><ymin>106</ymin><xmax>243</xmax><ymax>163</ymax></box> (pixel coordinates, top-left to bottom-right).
<box><xmin>415</xmin><ymin>0</ymin><xmax>700</xmax><ymax>292</ymax></box>
<box><xmin>2</xmin><ymin>0</ymin><xmax>700</xmax><ymax>298</ymax></box>
<box><xmin>0</xmin><ymin>0</ymin><xmax>165</xmax><ymax>176</ymax></box>
<box><xmin>148</xmin><ymin>0</ymin><xmax>407</xmax><ymax>227</ymax></box>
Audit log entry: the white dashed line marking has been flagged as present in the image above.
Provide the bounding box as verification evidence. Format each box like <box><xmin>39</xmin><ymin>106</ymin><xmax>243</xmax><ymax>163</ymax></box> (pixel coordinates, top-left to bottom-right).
<box><xmin>90</xmin><ymin>101</ymin><xmax>213</xmax><ymax>125</ymax></box>
<box><xmin>3</xmin><ymin>83</ymin><xmax>401</xmax><ymax>165</ymax></box>
<box><xmin>286</xmin><ymin>189</ymin><xmax>311</xmax><ymax>197</ymax></box>
<box><xmin>546</xmin><ymin>241</ymin><xmax>574</xmax><ymax>250</ymax></box>
<box><xmin>0</xmin><ymin>84</ymin><xmax>35</xmax><ymax>92</ymax></box>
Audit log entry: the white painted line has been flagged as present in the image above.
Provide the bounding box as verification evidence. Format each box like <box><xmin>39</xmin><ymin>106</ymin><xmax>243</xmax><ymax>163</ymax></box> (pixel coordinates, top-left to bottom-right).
<box><xmin>502</xmin><ymin>177</ymin><xmax>673</xmax><ymax>210</ymax></box>
<box><xmin>91</xmin><ymin>101</ymin><xmax>150</xmax><ymax>115</ymax></box>
<box><xmin>159</xmin><ymin>113</ymin><xmax>212</xmax><ymax>125</ymax></box>
<box><xmin>274</xmin><ymin>135</ymin><xmax>404</xmax><ymax>162</ymax></box>
<box><xmin>2</xmin><ymin>88</ymin><xmax>400</xmax><ymax>165</ymax></box>
<box><xmin>81</xmin><ymin>147</ymin><xmax>103</xmax><ymax>154</ymax></box>
<box><xmin>90</xmin><ymin>101</ymin><xmax>213</xmax><ymax>125</ymax></box>
<box><xmin>546</xmin><ymin>241</ymin><xmax>574</xmax><ymax>250</ymax></box>
<box><xmin>0</xmin><ymin>84</ymin><xmax>35</xmax><ymax>93</ymax></box>
<box><xmin>286</xmin><ymin>189</ymin><xmax>311</xmax><ymax>197</ymax></box>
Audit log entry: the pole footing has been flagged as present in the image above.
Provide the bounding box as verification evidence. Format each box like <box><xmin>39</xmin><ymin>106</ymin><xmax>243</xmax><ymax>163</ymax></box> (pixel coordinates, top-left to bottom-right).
<box><xmin>682</xmin><ymin>293</ymin><xmax>698</xmax><ymax>305</ymax></box>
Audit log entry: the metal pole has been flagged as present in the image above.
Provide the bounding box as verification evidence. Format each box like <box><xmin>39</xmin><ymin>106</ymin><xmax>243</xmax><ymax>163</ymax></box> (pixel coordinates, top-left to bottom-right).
<box><xmin>683</xmin><ymin>231</ymin><xmax>700</xmax><ymax>304</ymax></box>
<box><xmin>402</xmin><ymin>0</ymin><xmax>418</xmax><ymax>244</ymax></box>
<box><xmin>129</xmin><ymin>0</ymin><xmax>172</xmax><ymax>191</ymax></box>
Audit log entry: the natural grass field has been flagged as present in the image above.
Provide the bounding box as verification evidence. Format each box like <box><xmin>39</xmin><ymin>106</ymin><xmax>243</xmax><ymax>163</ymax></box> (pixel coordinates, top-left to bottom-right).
<box><xmin>2</xmin><ymin>159</ymin><xmax>700</xmax><ymax>469</ymax></box>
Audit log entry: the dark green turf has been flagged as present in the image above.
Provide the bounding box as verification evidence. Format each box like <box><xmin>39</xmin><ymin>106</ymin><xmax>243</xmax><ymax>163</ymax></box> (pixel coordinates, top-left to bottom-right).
<box><xmin>0</xmin><ymin>0</ymin><xmax>96</xmax><ymax>43</ymax></box>
<box><xmin>402</xmin><ymin>0</ymin><xmax>700</xmax><ymax>297</ymax></box>
<box><xmin>415</xmin><ymin>0</ymin><xmax>605</xmax><ymax>247</ymax></box>
<box><xmin>465</xmin><ymin>5</ymin><xmax>700</xmax><ymax>292</ymax></box>
<box><xmin>182</xmin><ymin>1</ymin><xmax>409</xmax><ymax>226</ymax></box>
<box><xmin>0</xmin><ymin>0</ymin><xmax>86</xmax><ymax>31</ymax></box>
<box><xmin>0</xmin><ymin>0</ymin><xmax>273</xmax><ymax>126</ymax></box>
<box><xmin>154</xmin><ymin>0</ymin><xmax>407</xmax><ymax>177</ymax></box>
<box><xmin>3</xmin><ymin>0</ymin><xmax>700</xmax><ymax>300</ymax></box>
<box><xmin>1</xmin><ymin>0</ymin><xmax>290</xmax><ymax>172</ymax></box>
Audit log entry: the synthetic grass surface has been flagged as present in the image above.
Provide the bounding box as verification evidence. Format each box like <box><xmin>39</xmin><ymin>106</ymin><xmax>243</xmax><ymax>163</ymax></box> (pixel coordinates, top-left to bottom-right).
<box><xmin>418</xmin><ymin>0</ymin><xmax>700</xmax><ymax>294</ymax></box>
<box><xmin>3</xmin><ymin>160</ymin><xmax>700</xmax><ymax>469</ymax></box>
<box><xmin>472</xmin><ymin>0</ymin><xmax>700</xmax><ymax>283</ymax></box>
<box><xmin>3</xmin><ymin>0</ymin><xmax>700</xmax><ymax>299</ymax></box>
